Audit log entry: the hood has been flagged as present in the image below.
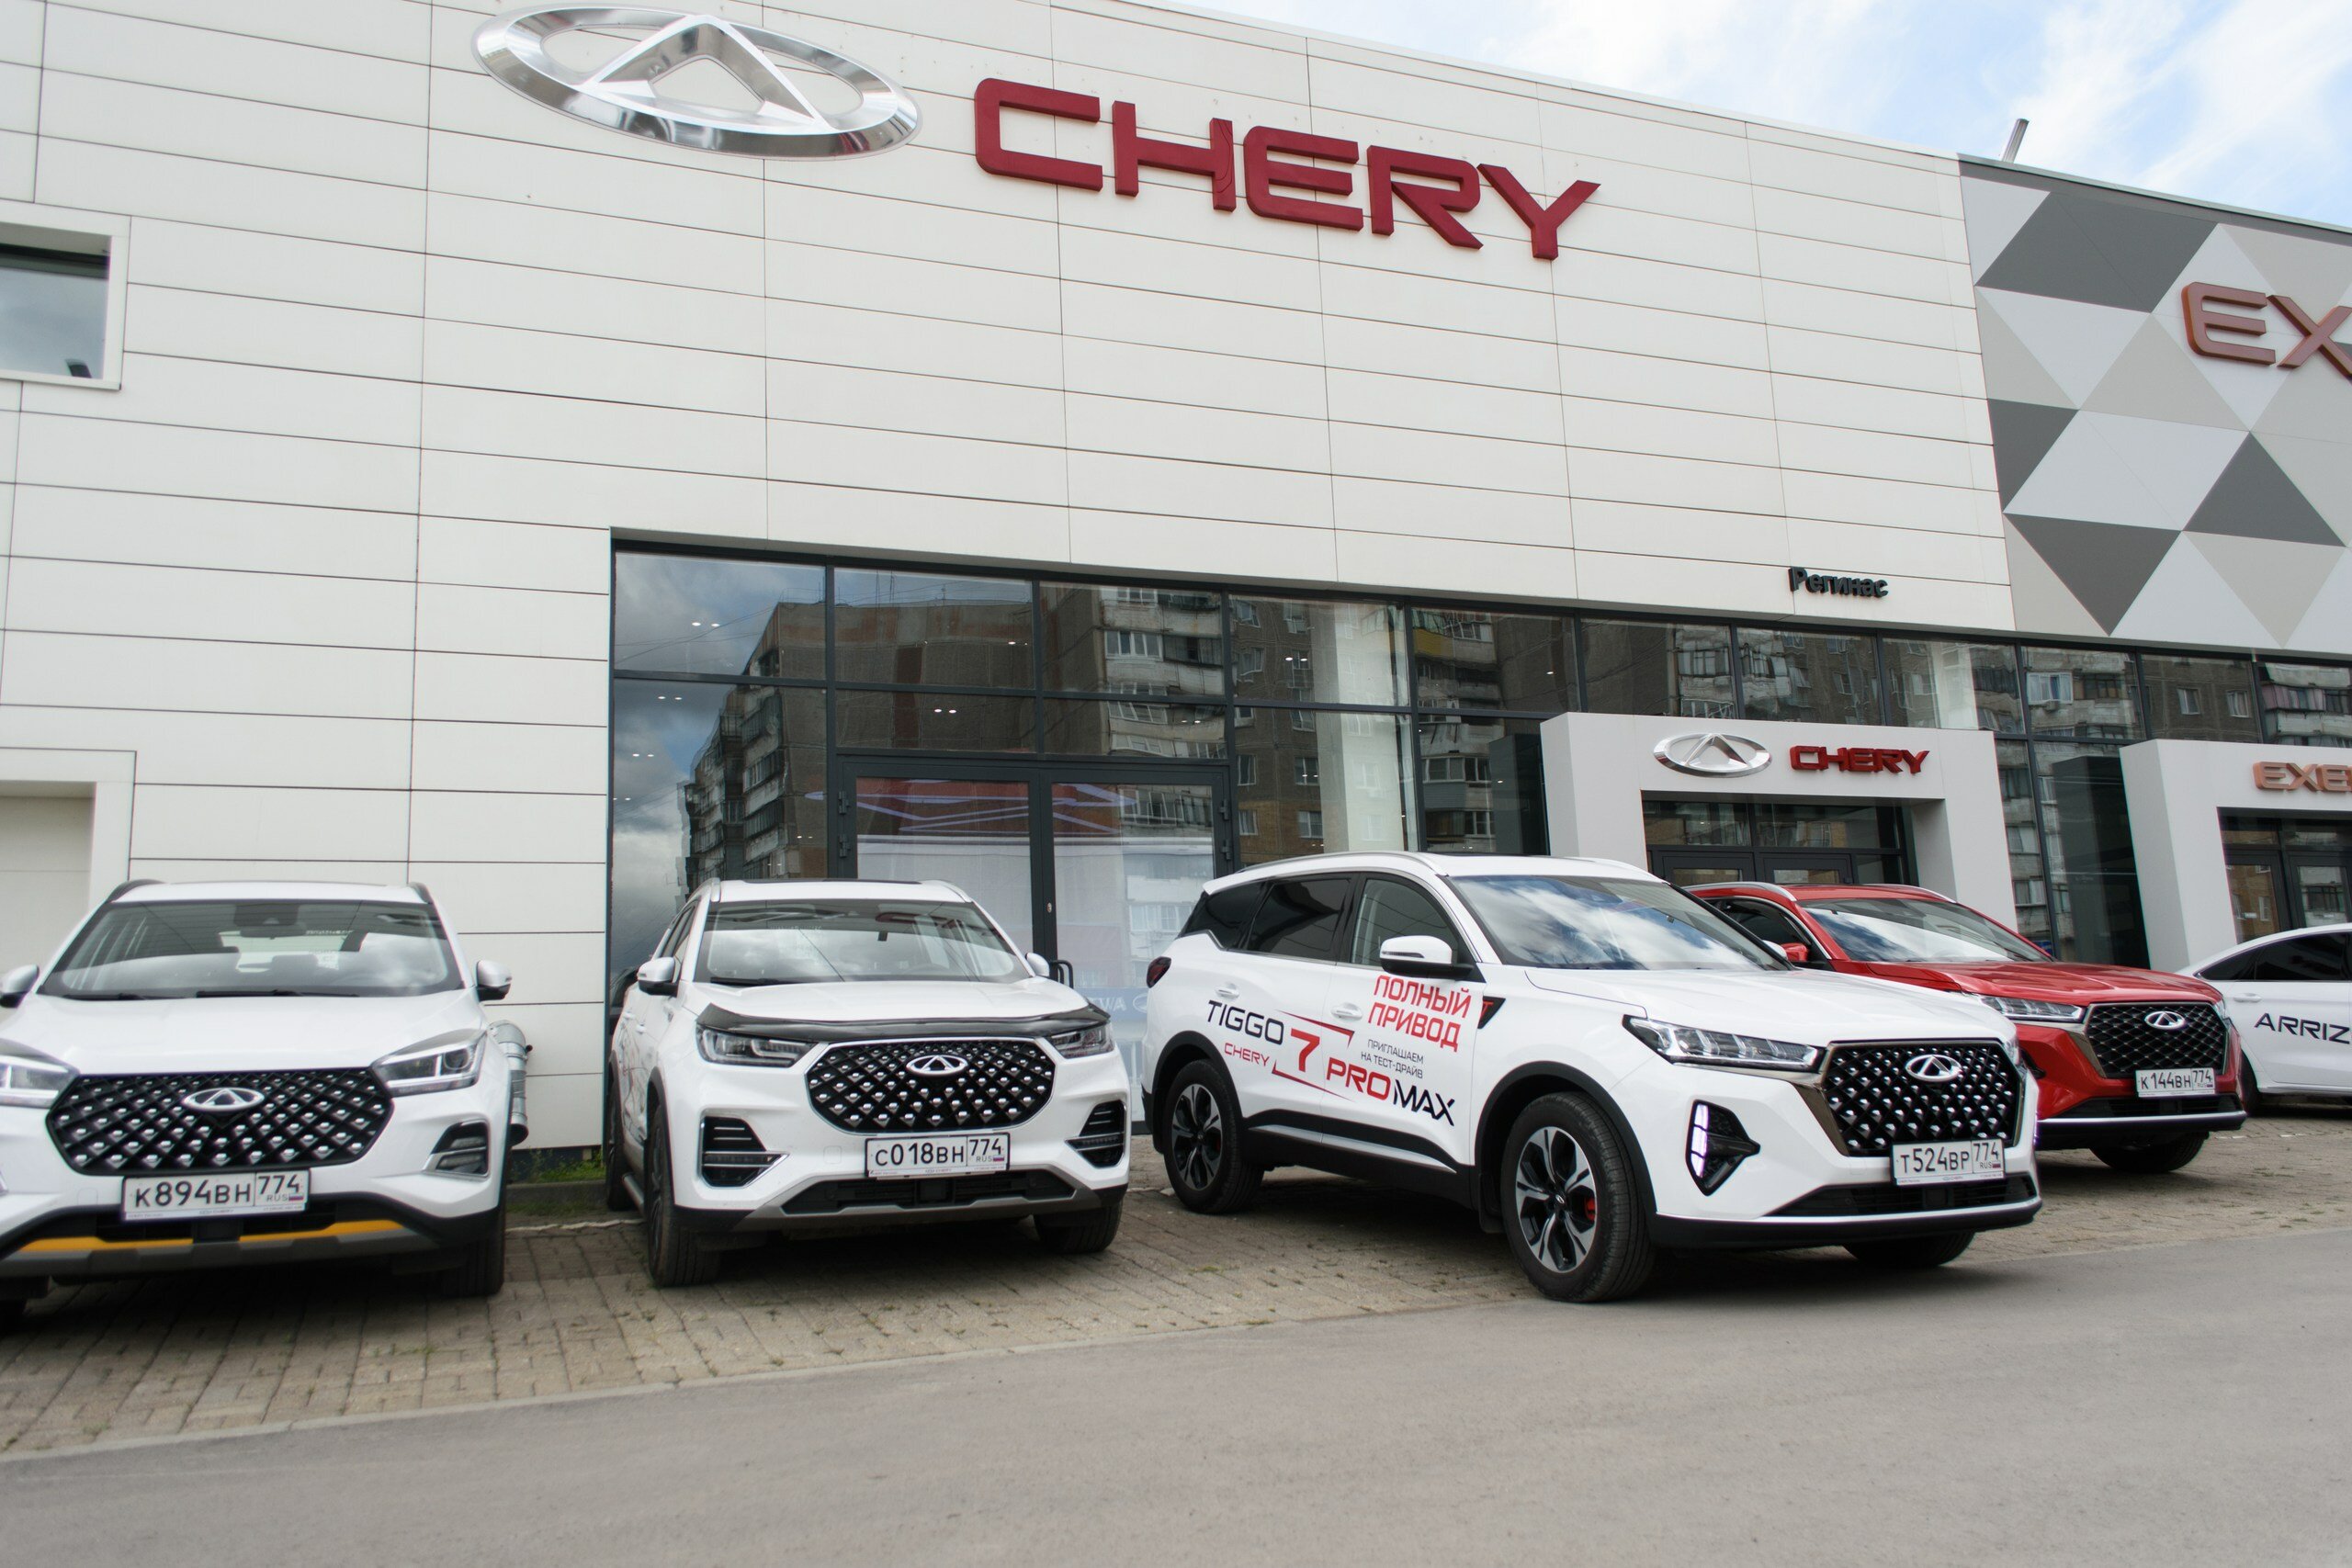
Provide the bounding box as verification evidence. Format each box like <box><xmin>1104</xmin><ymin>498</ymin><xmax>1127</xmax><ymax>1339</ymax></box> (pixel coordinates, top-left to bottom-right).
<box><xmin>1521</xmin><ymin>966</ymin><xmax>2008</xmax><ymax>1043</ymax></box>
<box><xmin>1842</xmin><ymin>960</ymin><xmax>2218</xmax><ymax>1004</ymax></box>
<box><xmin>692</xmin><ymin>976</ymin><xmax>1093</xmax><ymax>1031</ymax></box>
<box><xmin>0</xmin><ymin>989</ymin><xmax>485</xmax><ymax>1075</ymax></box>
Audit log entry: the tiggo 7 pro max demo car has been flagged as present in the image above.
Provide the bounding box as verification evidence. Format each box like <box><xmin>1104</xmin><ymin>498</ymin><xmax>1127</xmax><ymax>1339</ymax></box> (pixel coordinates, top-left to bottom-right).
<box><xmin>1141</xmin><ymin>853</ymin><xmax>2038</xmax><ymax>1303</ymax></box>
<box><xmin>606</xmin><ymin>880</ymin><xmax>1130</xmax><ymax>1287</ymax></box>
<box><xmin>0</xmin><ymin>882</ymin><xmax>522</xmax><ymax>1325</ymax></box>
<box><xmin>1690</xmin><ymin>883</ymin><xmax>2245</xmax><ymax>1174</ymax></box>
<box><xmin>2188</xmin><ymin>924</ymin><xmax>2352</xmax><ymax>1111</ymax></box>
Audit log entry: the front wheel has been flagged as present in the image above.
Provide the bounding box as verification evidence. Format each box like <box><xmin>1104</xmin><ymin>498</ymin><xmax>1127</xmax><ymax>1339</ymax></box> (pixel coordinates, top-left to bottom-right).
<box><xmin>2238</xmin><ymin>1056</ymin><xmax>2265</xmax><ymax>1117</ymax></box>
<box><xmin>1035</xmin><ymin>1192</ymin><xmax>1125</xmax><ymax>1255</ymax></box>
<box><xmin>643</xmin><ymin>1110</ymin><xmax>723</xmax><ymax>1288</ymax></box>
<box><xmin>1846</xmin><ymin>1231</ymin><xmax>1974</xmax><ymax>1269</ymax></box>
<box><xmin>1162</xmin><ymin>1062</ymin><xmax>1261</xmax><ymax>1214</ymax></box>
<box><xmin>1501</xmin><ymin>1093</ymin><xmax>1655</xmax><ymax>1303</ymax></box>
<box><xmin>602</xmin><ymin>1060</ymin><xmax>633</xmax><ymax>1212</ymax></box>
<box><xmin>2096</xmin><ymin>1130</ymin><xmax>2209</xmax><ymax>1174</ymax></box>
<box><xmin>434</xmin><ymin>1201</ymin><xmax>508</xmax><ymax>1298</ymax></box>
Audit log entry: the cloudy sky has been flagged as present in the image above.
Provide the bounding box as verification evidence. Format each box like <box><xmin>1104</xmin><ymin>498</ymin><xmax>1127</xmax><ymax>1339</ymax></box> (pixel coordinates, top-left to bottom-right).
<box><xmin>1216</xmin><ymin>0</ymin><xmax>2352</xmax><ymax>227</ymax></box>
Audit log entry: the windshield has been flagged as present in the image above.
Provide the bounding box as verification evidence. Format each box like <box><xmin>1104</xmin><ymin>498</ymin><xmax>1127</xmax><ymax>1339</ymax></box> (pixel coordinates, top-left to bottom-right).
<box><xmin>44</xmin><ymin>900</ymin><xmax>460</xmax><ymax>999</ymax></box>
<box><xmin>696</xmin><ymin>900</ymin><xmax>1027</xmax><ymax>986</ymax></box>
<box><xmin>1447</xmin><ymin>875</ymin><xmax>1782</xmax><ymax>972</ymax></box>
<box><xmin>1804</xmin><ymin>897</ymin><xmax>2049</xmax><ymax>964</ymax></box>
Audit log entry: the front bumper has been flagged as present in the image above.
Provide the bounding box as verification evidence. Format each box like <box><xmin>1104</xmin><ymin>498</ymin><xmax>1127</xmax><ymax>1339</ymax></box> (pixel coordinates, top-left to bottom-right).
<box><xmin>2016</xmin><ymin>1021</ymin><xmax>2245</xmax><ymax>1144</ymax></box>
<box><xmin>1621</xmin><ymin>1054</ymin><xmax>2041</xmax><ymax>1247</ymax></box>
<box><xmin>0</xmin><ymin>1072</ymin><xmax>511</xmax><ymax>1283</ymax></box>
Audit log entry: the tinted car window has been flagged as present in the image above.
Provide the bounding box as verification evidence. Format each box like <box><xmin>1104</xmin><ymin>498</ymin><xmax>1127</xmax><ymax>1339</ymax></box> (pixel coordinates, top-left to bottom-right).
<box><xmin>2232</xmin><ymin>933</ymin><xmax>2351</xmax><ymax>983</ymax></box>
<box><xmin>1183</xmin><ymin>883</ymin><xmax>1268</xmax><ymax>950</ymax></box>
<box><xmin>1245</xmin><ymin>876</ymin><xmax>1352</xmax><ymax>962</ymax></box>
<box><xmin>1349</xmin><ymin>877</ymin><xmax>1464</xmax><ymax>965</ymax></box>
<box><xmin>1716</xmin><ymin>897</ymin><xmax>1815</xmax><ymax>955</ymax></box>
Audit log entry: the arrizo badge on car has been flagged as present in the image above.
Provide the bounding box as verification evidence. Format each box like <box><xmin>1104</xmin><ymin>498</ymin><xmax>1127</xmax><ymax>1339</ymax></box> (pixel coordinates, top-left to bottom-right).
<box><xmin>473</xmin><ymin>6</ymin><xmax>922</xmax><ymax>157</ymax></box>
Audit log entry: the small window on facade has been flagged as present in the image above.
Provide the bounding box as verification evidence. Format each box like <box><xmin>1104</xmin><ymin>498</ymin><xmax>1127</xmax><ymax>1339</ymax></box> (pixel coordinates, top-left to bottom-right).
<box><xmin>0</xmin><ymin>209</ymin><xmax>125</xmax><ymax>386</ymax></box>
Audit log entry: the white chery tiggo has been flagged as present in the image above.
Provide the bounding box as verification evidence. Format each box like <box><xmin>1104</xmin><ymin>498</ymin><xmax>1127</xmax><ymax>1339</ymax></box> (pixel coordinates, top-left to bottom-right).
<box><xmin>606</xmin><ymin>880</ymin><xmax>1129</xmax><ymax>1287</ymax></box>
<box><xmin>0</xmin><ymin>881</ymin><xmax>521</xmax><ymax>1327</ymax></box>
<box><xmin>1142</xmin><ymin>853</ymin><xmax>2041</xmax><ymax>1302</ymax></box>
<box><xmin>2187</xmin><ymin>923</ymin><xmax>2352</xmax><ymax>1111</ymax></box>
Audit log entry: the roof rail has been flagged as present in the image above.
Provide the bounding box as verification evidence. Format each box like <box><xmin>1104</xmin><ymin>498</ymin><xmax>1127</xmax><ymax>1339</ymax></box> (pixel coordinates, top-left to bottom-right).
<box><xmin>98</xmin><ymin>878</ymin><xmax>160</xmax><ymax>906</ymax></box>
<box><xmin>408</xmin><ymin>882</ymin><xmax>434</xmax><ymax>905</ymax></box>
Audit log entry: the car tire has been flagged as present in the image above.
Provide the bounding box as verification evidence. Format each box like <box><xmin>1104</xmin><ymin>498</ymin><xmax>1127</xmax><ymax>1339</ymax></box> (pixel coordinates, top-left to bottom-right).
<box><xmin>2239</xmin><ymin>1056</ymin><xmax>2264</xmax><ymax>1117</ymax></box>
<box><xmin>1845</xmin><ymin>1230</ymin><xmax>1974</xmax><ymax>1269</ymax></box>
<box><xmin>642</xmin><ymin>1108</ymin><xmax>722</xmax><ymax>1289</ymax></box>
<box><xmin>2095</xmin><ymin>1130</ymin><xmax>2209</xmax><ymax>1174</ymax></box>
<box><xmin>1035</xmin><ymin>1191</ymin><xmax>1125</xmax><ymax>1255</ymax></box>
<box><xmin>1161</xmin><ymin>1060</ymin><xmax>1261</xmax><ymax>1214</ymax></box>
<box><xmin>602</xmin><ymin>1060</ymin><xmax>634</xmax><ymax>1213</ymax></box>
<box><xmin>435</xmin><ymin>1201</ymin><xmax>508</xmax><ymax>1299</ymax></box>
<box><xmin>1500</xmin><ymin>1092</ymin><xmax>1656</xmax><ymax>1303</ymax></box>
<box><xmin>0</xmin><ymin>1299</ymin><xmax>25</xmax><ymax>1334</ymax></box>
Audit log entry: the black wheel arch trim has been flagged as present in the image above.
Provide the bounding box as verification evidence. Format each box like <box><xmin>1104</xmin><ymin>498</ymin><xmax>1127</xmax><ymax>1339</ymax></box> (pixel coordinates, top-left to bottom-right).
<box><xmin>1148</xmin><ymin>1032</ymin><xmax>1227</xmax><ymax>1155</ymax></box>
<box><xmin>1476</xmin><ymin>1062</ymin><xmax>1658</xmax><ymax>1235</ymax></box>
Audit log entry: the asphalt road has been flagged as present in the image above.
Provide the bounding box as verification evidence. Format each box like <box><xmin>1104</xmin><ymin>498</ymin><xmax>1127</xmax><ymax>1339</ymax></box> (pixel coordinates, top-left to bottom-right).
<box><xmin>4</xmin><ymin>1227</ymin><xmax>2345</xmax><ymax>1567</ymax></box>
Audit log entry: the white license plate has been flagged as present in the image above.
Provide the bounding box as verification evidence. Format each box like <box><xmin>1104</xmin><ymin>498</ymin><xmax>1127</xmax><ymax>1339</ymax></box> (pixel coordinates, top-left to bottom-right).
<box><xmin>1890</xmin><ymin>1138</ymin><xmax>2005</xmax><ymax>1187</ymax></box>
<box><xmin>864</xmin><ymin>1133</ymin><xmax>1011</xmax><ymax>1180</ymax></box>
<box><xmin>2136</xmin><ymin>1067</ymin><xmax>2215</xmax><ymax>1098</ymax></box>
<box><xmin>120</xmin><ymin>1168</ymin><xmax>311</xmax><ymax>1222</ymax></box>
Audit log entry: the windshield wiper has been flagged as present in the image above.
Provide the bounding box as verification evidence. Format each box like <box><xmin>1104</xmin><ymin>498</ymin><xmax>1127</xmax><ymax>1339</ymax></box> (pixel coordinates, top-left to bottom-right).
<box><xmin>69</xmin><ymin>990</ymin><xmax>179</xmax><ymax>1001</ymax></box>
<box><xmin>193</xmin><ymin>988</ymin><xmax>364</xmax><ymax>998</ymax></box>
<box><xmin>708</xmin><ymin>976</ymin><xmax>816</xmax><ymax>987</ymax></box>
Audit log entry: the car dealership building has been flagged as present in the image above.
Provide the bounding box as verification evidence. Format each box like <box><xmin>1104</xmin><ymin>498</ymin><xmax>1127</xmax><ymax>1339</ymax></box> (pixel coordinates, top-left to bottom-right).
<box><xmin>0</xmin><ymin>0</ymin><xmax>2345</xmax><ymax>1148</ymax></box>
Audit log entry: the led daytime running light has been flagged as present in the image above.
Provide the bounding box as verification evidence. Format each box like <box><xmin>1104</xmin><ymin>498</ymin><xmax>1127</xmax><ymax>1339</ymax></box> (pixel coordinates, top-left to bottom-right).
<box><xmin>1976</xmin><ymin>995</ymin><xmax>2086</xmax><ymax>1024</ymax></box>
<box><xmin>1627</xmin><ymin>1018</ymin><xmax>1820</xmax><ymax>1072</ymax></box>
<box><xmin>1050</xmin><ymin>1023</ymin><xmax>1115</xmax><ymax>1058</ymax></box>
<box><xmin>696</xmin><ymin>1026</ymin><xmax>811</xmax><ymax>1066</ymax></box>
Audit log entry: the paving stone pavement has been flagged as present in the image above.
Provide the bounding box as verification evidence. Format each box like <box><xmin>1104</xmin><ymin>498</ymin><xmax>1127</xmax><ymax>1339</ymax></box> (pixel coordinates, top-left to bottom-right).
<box><xmin>3</xmin><ymin>1108</ymin><xmax>2346</xmax><ymax>1454</ymax></box>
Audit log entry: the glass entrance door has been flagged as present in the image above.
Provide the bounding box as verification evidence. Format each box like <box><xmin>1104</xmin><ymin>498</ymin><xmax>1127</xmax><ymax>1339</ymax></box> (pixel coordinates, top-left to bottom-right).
<box><xmin>842</xmin><ymin>761</ymin><xmax>1231</xmax><ymax>1100</ymax></box>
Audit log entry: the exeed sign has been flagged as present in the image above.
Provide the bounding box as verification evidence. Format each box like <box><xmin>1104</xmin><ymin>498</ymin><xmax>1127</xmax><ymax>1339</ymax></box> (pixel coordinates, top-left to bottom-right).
<box><xmin>2254</xmin><ymin>761</ymin><xmax>2352</xmax><ymax>793</ymax></box>
<box><xmin>2182</xmin><ymin>284</ymin><xmax>2352</xmax><ymax>378</ymax></box>
<box><xmin>973</xmin><ymin>79</ymin><xmax>1598</xmax><ymax>258</ymax></box>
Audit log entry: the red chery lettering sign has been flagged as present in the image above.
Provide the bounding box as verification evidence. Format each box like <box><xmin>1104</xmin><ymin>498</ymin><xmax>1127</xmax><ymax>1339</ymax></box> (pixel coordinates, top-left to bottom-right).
<box><xmin>2254</xmin><ymin>760</ymin><xmax>2352</xmax><ymax>793</ymax></box>
<box><xmin>1790</xmin><ymin>746</ymin><xmax>1928</xmax><ymax>775</ymax></box>
<box><xmin>973</xmin><ymin>79</ymin><xmax>1598</xmax><ymax>258</ymax></box>
<box><xmin>2182</xmin><ymin>284</ymin><xmax>2352</xmax><ymax>378</ymax></box>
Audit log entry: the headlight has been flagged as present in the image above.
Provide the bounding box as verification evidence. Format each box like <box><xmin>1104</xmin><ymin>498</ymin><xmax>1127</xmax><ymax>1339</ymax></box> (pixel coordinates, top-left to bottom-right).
<box><xmin>696</xmin><ymin>1026</ymin><xmax>811</xmax><ymax>1067</ymax></box>
<box><xmin>1049</xmin><ymin>1023</ymin><xmax>1115</xmax><ymax>1059</ymax></box>
<box><xmin>373</xmin><ymin>1032</ymin><xmax>485</xmax><ymax>1096</ymax></box>
<box><xmin>1626</xmin><ymin>1018</ymin><xmax>1820</xmax><ymax>1072</ymax></box>
<box><xmin>0</xmin><ymin>1045</ymin><xmax>74</xmax><ymax>1108</ymax></box>
<box><xmin>1976</xmin><ymin>996</ymin><xmax>2085</xmax><ymax>1024</ymax></box>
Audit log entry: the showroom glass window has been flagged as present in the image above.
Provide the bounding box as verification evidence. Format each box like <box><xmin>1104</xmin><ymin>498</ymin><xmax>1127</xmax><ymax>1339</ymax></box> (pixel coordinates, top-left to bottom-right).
<box><xmin>1886</xmin><ymin>640</ymin><xmax>2023</xmax><ymax>733</ymax></box>
<box><xmin>2258</xmin><ymin>662</ymin><xmax>2352</xmax><ymax>747</ymax></box>
<box><xmin>1582</xmin><ymin>619</ymin><xmax>1734</xmax><ymax>717</ymax></box>
<box><xmin>2143</xmin><ymin>654</ymin><xmax>2261</xmax><ymax>743</ymax></box>
<box><xmin>1737</xmin><ymin>629</ymin><xmax>1881</xmax><ymax>725</ymax></box>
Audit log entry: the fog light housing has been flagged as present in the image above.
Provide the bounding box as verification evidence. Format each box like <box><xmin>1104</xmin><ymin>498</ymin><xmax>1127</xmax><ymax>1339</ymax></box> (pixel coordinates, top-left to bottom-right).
<box><xmin>1686</xmin><ymin>1102</ymin><xmax>1759</xmax><ymax>1195</ymax></box>
<box><xmin>429</xmin><ymin>1121</ymin><xmax>494</xmax><ymax>1177</ymax></box>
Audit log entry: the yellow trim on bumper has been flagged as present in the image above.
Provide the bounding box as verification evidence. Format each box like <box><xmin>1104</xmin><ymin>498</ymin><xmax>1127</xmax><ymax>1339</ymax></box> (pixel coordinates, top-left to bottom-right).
<box><xmin>18</xmin><ymin>1219</ymin><xmax>407</xmax><ymax>1255</ymax></box>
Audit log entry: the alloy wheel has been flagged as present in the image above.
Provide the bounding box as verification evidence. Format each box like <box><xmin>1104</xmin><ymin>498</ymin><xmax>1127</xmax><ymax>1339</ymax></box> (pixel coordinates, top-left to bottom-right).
<box><xmin>1169</xmin><ymin>1082</ymin><xmax>1224</xmax><ymax>1192</ymax></box>
<box><xmin>1515</xmin><ymin>1125</ymin><xmax>1600</xmax><ymax>1273</ymax></box>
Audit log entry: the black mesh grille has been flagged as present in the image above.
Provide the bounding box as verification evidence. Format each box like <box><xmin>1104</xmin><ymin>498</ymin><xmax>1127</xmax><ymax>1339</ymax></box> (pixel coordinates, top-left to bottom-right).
<box><xmin>1773</xmin><ymin>1174</ymin><xmax>2038</xmax><ymax>1217</ymax></box>
<box><xmin>47</xmin><ymin>1070</ymin><xmax>391</xmax><ymax>1175</ymax></box>
<box><xmin>805</xmin><ymin>1040</ymin><xmax>1056</xmax><ymax>1133</ymax></box>
<box><xmin>1819</xmin><ymin>1043</ymin><xmax>2022</xmax><ymax>1157</ymax></box>
<box><xmin>2084</xmin><ymin>1003</ymin><xmax>2228</xmax><ymax>1077</ymax></box>
<box><xmin>782</xmin><ymin>1170</ymin><xmax>1074</xmax><ymax>1214</ymax></box>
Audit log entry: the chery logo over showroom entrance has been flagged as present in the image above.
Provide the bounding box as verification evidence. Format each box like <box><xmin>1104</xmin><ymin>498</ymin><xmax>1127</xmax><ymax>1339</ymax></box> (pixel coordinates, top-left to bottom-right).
<box><xmin>473</xmin><ymin>6</ymin><xmax>922</xmax><ymax>157</ymax></box>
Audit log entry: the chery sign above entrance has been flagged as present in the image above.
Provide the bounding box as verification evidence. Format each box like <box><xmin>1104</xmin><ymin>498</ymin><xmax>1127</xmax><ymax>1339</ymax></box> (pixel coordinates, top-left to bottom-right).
<box><xmin>972</xmin><ymin>79</ymin><xmax>1599</xmax><ymax>258</ymax></box>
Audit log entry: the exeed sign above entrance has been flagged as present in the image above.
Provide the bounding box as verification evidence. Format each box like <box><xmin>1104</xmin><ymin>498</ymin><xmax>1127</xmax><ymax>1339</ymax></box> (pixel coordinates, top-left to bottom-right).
<box><xmin>973</xmin><ymin>78</ymin><xmax>1600</xmax><ymax>258</ymax></box>
<box><xmin>2182</xmin><ymin>284</ymin><xmax>2352</xmax><ymax>378</ymax></box>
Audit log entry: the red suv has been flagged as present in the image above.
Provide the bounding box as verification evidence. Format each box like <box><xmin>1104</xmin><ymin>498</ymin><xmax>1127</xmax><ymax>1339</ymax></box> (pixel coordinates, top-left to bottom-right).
<box><xmin>1690</xmin><ymin>884</ymin><xmax>2245</xmax><ymax>1173</ymax></box>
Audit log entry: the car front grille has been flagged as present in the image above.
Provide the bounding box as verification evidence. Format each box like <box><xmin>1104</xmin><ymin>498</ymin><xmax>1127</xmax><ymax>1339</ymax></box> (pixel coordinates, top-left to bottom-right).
<box><xmin>1818</xmin><ymin>1042</ymin><xmax>2022</xmax><ymax>1157</ymax></box>
<box><xmin>2084</xmin><ymin>1002</ymin><xmax>2228</xmax><ymax>1078</ymax></box>
<box><xmin>805</xmin><ymin>1039</ymin><xmax>1056</xmax><ymax>1134</ymax></box>
<box><xmin>782</xmin><ymin>1170</ymin><xmax>1074</xmax><ymax>1214</ymax></box>
<box><xmin>1773</xmin><ymin>1174</ymin><xmax>2038</xmax><ymax>1217</ymax></box>
<box><xmin>47</xmin><ymin>1070</ymin><xmax>392</xmax><ymax>1175</ymax></box>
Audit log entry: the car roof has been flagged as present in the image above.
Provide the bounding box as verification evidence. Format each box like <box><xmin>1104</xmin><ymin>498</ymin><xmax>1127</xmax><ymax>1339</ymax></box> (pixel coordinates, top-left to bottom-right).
<box><xmin>705</xmin><ymin>878</ymin><xmax>970</xmax><ymax>903</ymax></box>
<box><xmin>114</xmin><ymin>880</ymin><xmax>426</xmax><ymax>905</ymax></box>
<box><xmin>1688</xmin><ymin>882</ymin><xmax>1951</xmax><ymax>903</ymax></box>
<box><xmin>2195</xmin><ymin>921</ymin><xmax>2352</xmax><ymax>967</ymax></box>
<box><xmin>1202</xmin><ymin>851</ymin><xmax>1655</xmax><ymax>893</ymax></box>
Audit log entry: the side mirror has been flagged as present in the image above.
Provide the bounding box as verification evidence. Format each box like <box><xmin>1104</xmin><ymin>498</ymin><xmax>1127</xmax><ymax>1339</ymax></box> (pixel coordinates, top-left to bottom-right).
<box><xmin>636</xmin><ymin>955</ymin><xmax>681</xmax><ymax>998</ymax></box>
<box><xmin>1378</xmin><ymin>935</ymin><xmax>1460</xmax><ymax>976</ymax></box>
<box><xmin>1779</xmin><ymin>942</ymin><xmax>1812</xmax><ymax>966</ymax></box>
<box><xmin>475</xmin><ymin>959</ymin><xmax>512</xmax><ymax>1002</ymax></box>
<box><xmin>1025</xmin><ymin>952</ymin><xmax>1053</xmax><ymax>979</ymax></box>
<box><xmin>0</xmin><ymin>964</ymin><xmax>37</xmax><ymax>1007</ymax></box>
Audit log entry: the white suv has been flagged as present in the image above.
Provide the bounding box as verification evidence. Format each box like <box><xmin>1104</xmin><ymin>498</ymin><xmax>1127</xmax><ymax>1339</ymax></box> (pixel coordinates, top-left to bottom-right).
<box><xmin>606</xmin><ymin>880</ymin><xmax>1129</xmax><ymax>1287</ymax></box>
<box><xmin>1142</xmin><ymin>853</ymin><xmax>2040</xmax><ymax>1302</ymax></box>
<box><xmin>0</xmin><ymin>881</ymin><xmax>520</xmax><ymax>1325</ymax></box>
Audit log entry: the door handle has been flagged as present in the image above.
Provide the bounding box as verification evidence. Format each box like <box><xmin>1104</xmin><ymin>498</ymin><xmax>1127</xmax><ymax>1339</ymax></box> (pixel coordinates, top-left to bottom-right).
<box><xmin>1215</xmin><ymin>984</ymin><xmax>1241</xmax><ymax>999</ymax></box>
<box><xmin>1332</xmin><ymin>1004</ymin><xmax>1363</xmax><ymax>1021</ymax></box>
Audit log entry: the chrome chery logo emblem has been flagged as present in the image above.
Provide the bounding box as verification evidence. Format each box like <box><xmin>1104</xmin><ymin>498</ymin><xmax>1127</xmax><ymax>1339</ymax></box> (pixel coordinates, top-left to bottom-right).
<box><xmin>2145</xmin><ymin>1010</ymin><xmax>2190</xmax><ymax>1032</ymax></box>
<box><xmin>182</xmin><ymin>1085</ymin><xmax>267</xmax><ymax>1114</ymax></box>
<box><xmin>905</xmin><ymin>1053</ymin><xmax>969</xmax><ymax>1078</ymax></box>
<box><xmin>1903</xmin><ymin>1053</ymin><xmax>1965</xmax><ymax>1085</ymax></box>
<box><xmin>472</xmin><ymin>6</ymin><xmax>922</xmax><ymax>158</ymax></box>
<box><xmin>1652</xmin><ymin>732</ymin><xmax>1772</xmax><ymax>778</ymax></box>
